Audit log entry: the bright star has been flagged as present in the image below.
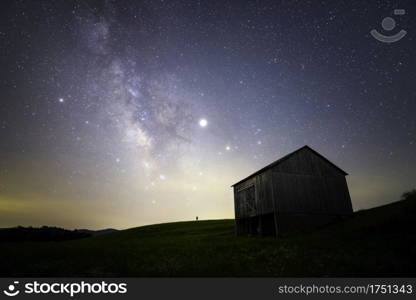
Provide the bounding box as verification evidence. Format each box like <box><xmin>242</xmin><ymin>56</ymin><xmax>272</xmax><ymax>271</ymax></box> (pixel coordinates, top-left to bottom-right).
<box><xmin>199</xmin><ymin>118</ymin><xmax>207</xmax><ymax>127</ymax></box>
<box><xmin>58</xmin><ymin>98</ymin><xmax>64</xmax><ymax>103</ymax></box>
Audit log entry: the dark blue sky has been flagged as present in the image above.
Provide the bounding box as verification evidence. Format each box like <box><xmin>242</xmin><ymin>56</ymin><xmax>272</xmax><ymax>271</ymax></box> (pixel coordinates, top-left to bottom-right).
<box><xmin>0</xmin><ymin>0</ymin><xmax>415</xmax><ymax>229</ymax></box>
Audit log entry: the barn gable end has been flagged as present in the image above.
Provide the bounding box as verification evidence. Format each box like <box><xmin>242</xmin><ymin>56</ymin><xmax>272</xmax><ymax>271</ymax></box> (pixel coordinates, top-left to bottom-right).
<box><xmin>271</xmin><ymin>146</ymin><xmax>346</xmax><ymax>177</ymax></box>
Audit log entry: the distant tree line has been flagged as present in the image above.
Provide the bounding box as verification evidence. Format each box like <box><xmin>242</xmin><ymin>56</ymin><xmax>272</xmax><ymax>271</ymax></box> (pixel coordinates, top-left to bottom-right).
<box><xmin>401</xmin><ymin>189</ymin><xmax>416</xmax><ymax>214</ymax></box>
<box><xmin>401</xmin><ymin>189</ymin><xmax>416</xmax><ymax>201</ymax></box>
<box><xmin>0</xmin><ymin>226</ymin><xmax>91</xmax><ymax>242</ymax></box>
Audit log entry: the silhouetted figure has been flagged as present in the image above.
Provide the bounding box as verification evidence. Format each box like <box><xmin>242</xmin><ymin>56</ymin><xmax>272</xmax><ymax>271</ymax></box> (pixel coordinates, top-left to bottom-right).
<box><xmin>196</xmin><ymin>216</ymin><xmax>198</xmax><ymax>221</ymax></box>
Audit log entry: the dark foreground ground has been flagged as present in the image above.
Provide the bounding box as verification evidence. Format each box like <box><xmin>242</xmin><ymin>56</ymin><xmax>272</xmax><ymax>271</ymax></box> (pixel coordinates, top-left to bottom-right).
<box><xmin>1</xmin><ymin>192</ymin><xmax>416</xmax><ymax>277</ymax></box>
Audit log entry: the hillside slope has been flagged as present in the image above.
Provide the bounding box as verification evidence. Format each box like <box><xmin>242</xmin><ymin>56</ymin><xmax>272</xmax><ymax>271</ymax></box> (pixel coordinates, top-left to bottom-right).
<box><xmin>1</xmin><ymin>193</ymin><xmax>416</xmax><ymax>277</ymax></box>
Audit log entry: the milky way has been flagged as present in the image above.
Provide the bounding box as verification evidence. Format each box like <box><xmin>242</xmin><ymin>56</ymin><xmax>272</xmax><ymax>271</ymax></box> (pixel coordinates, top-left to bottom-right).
<box><xmin>0</xmin><ymin>0</ymin><xmax>415</xmax><ymax>229</ymax></box>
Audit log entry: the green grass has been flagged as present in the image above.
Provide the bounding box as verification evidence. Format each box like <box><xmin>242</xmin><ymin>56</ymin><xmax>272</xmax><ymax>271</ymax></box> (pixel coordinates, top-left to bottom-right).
<box><xmin>1</xmin><ymin>193</ymin><xmax>416</xmax><ymax>277</ymax></box>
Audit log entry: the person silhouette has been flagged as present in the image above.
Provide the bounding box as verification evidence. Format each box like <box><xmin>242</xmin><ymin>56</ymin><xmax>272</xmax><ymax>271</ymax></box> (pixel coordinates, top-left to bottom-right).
<box><xmin>196</xmin><ymin>216</ymin><xmax>198</xmax><ymax>221</ymax></box>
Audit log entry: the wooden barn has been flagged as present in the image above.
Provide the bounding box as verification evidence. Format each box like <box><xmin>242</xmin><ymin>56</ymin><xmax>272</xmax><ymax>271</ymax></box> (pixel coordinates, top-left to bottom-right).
<box><xmin>232</xmin><ymin>145</ymin><xmax>353</xmax><ymax>237</ymax></box>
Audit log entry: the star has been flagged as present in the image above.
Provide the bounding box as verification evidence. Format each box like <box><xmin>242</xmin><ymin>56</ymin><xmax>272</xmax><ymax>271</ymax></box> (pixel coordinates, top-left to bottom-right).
<box><xmin>199</xmin><ymin>119</ymin><xmax>208</xmax><ymax>128</ymax></box>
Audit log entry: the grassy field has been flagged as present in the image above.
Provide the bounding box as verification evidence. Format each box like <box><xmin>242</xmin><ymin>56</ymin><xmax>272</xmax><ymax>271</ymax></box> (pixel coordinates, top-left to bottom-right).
<box><xmin>1</xmin><ymin>192</ymin><xmax>416</xmax><ymax>277</ymax></box>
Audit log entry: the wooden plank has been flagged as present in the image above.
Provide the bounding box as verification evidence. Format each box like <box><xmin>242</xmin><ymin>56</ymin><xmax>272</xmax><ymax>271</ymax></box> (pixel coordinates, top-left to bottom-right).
<box><xmin>270</xmin><ymin>170</ymin><xmax>279</xmax><ymax>237</ymax></box>
<box><xmin>272</xmin><ymin>172</ymin><xmax>352</xmax><ymax>214</ymax></box>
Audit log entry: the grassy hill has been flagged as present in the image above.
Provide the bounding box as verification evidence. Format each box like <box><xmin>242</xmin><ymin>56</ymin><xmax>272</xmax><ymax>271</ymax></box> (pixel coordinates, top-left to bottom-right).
<box><xmin>1</xmin><ymin>191</ymin><xmax>416</xmax><ymax>277</ymax></box>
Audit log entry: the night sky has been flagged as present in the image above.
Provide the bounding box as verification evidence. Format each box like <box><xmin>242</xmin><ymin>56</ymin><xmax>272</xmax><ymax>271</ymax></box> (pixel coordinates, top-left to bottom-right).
<box><xmin>0</xmin><ymin>0</ymin><xmax>415</xmax><ymax>229</ymax></box>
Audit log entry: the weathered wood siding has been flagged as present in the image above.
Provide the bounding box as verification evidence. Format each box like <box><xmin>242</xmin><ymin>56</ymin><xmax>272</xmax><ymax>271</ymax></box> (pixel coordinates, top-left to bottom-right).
<box><xmin>254</xmin><ymin>170</ymin><xmax>274</xmax><ymax>215</ymax></box>
<box><xmin>271</xmin><ymin>173</ymin><xmax>352</xmax><ymax>214</ymax></box>
<box><xmin>272</xmin><ymin>147</ymin><xmax>342</xmax><ymax>177</ymax></box>
<box><xmin>271</xmin><ymin>148</ymin><xmax>352</xmax><ymax>215</ymax></box>
<box><xmin>234</xmin><ymin>169</ymin><xmax>274</xmax><ymax>220</ymax></box>
<box><xmin>234</xmin><ymin>177</ymin><xmax>255</xmax><ymax>219</ymax></box>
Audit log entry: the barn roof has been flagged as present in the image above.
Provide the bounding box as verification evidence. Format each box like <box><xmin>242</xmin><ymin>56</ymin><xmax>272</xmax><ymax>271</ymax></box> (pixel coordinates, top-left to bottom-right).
<box><xmin>231</xmin><ymin>145</ymin><xmax>348</xmax><ymax>187</ymax></box>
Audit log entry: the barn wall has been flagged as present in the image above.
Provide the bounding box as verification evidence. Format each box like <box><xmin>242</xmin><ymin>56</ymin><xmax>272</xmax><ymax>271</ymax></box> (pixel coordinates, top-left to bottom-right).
<box><xmin>254</xmin><ymin>170</ymin><xmax>274</xmax><ymax>215</ymax></box>
<box><xmin>234</xmin><ymin>170</ymin><xmax>274</xmax><ymax>219</ymax></box>
<box><xmin>234</xmin><ymin>170</ymin><xmax>276</xmax><ymax>235</ymax></box>
<box><xmin>271</xmin><ymin>172</ymin><xmax>352</xmax><ymax>214</ymax></box>
<box><xmin>234</xmin><ymin>177</ymin><xmax>255</xmax><ymax>220</ymax></box>
<box><xmin>271</xmin><ymin>148</ymin><xmax>352</xmax><ymax>215</ymax></box>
